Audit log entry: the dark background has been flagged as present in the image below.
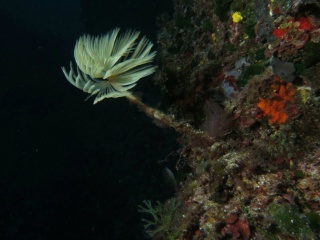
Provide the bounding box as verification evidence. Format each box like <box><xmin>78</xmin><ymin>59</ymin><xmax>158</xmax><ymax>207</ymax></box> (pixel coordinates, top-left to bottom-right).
<box><xmin>0</xmin><ymin>0</ymin><xmax>175</xmax><ymax>239</ymax></box>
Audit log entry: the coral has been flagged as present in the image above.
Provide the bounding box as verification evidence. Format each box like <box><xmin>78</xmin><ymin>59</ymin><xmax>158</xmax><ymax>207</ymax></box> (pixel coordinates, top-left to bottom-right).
<box><xmin>257</xmin><ymin>78</ymin><xmax>295</xmax><ymax>124</ymax></box>
<box><xmin>201</xmin><ymin>100</ymin><xmax>231</xmax><ymax>139</ymax></box>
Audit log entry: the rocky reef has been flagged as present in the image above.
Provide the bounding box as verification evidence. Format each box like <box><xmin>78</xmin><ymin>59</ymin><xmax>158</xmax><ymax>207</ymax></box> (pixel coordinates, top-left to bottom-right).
<box><xmin>140</xmin><ymin>0</ymin><xmax>320</xmax><ymax>239</ymax></box>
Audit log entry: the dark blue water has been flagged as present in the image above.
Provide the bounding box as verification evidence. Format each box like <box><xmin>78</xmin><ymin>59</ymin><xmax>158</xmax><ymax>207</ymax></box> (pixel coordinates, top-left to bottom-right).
<box><xmin>0</xmin><ymin>0</ymin><xmax>175</xmax><ymax>239</ymax></box>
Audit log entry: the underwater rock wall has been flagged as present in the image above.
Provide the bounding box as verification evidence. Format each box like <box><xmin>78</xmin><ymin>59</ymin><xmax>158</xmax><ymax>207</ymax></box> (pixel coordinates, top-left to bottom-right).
<box><xmin>141</xmin><ymin>0</ymin><xmax>320</xmax><ymax>239</ymax></box>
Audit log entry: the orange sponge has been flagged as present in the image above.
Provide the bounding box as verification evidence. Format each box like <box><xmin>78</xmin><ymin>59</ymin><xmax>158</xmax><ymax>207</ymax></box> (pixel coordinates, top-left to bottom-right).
<box><xmin>257</xmin><ymin>81</ymin><xmax>294</xmax><ymax>124</ymax></box>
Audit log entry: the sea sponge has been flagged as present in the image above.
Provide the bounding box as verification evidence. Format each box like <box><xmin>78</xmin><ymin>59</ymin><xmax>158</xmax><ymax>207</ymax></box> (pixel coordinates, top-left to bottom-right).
<box><xmin>231</xmin><ymin>11</ymin><xmax>243</xmax><ymax>23</ymax></box>
<box><xmin>62</xmin><ymin>28</ymin><xmax>156</xmax><ymax>104</ymax></box>
<box><xmin>257</xmin><ymin>79</ymin><xmax>294</xmax><ymax>125</ymax></box>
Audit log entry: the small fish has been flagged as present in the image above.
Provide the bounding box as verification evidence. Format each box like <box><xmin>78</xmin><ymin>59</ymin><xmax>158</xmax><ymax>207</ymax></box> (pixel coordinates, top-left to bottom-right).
<box><xmin>162</xmin><ymin>167</ymin><xmax>177</xmax><ymax>192</ymax></box>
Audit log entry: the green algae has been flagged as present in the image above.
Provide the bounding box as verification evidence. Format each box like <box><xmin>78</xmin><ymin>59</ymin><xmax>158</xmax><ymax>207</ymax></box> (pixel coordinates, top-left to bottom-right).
<box><xmin>268</xmin><ymin>203</ymin><xmax>315</xmax><ymax>238</ymax></box>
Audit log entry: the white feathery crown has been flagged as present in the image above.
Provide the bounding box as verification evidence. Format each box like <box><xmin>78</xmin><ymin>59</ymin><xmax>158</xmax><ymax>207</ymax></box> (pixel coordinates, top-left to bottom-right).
<box><xmin>62</xmin><ymin>28</ymin><xmax>156</xmax><ymax>104</ymax></box>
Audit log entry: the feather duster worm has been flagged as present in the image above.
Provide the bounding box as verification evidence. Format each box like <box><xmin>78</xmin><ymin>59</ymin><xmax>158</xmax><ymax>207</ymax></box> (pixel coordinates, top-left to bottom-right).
<box><xmin>62</xmin><ymin>28</ymin><xmax>156</xmax><ymax>104</ymax></box>
<box><xmin>62</xmin><ymin>28</ymin><xmax>214</xmax><ymax>144</ymax></box>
